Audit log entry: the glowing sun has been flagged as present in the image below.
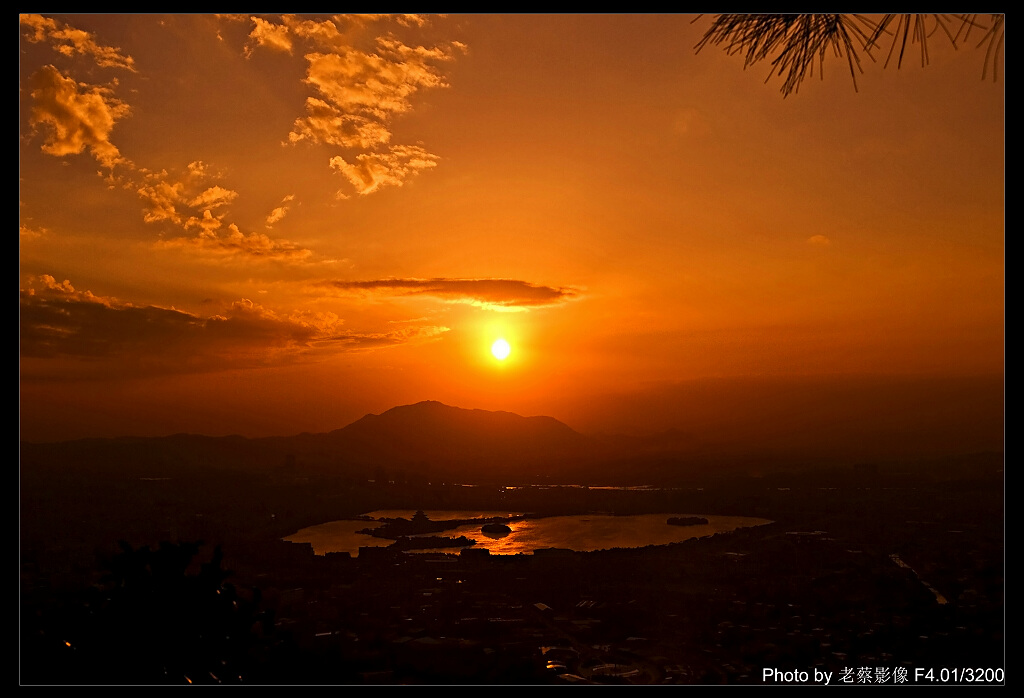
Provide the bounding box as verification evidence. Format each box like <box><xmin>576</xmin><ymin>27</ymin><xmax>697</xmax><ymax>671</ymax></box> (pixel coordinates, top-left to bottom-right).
<box><xmin>491</xmin><ymin>338</ymin><xmax>511</xmax><ymax>360</ymax></box>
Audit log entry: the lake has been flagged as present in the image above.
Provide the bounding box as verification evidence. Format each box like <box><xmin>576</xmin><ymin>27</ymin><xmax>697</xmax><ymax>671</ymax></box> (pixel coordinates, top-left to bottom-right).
<box><xmin>285</xmin><ymin>509</ymin><xmax>773</xmax><ymax>557</ymax></box>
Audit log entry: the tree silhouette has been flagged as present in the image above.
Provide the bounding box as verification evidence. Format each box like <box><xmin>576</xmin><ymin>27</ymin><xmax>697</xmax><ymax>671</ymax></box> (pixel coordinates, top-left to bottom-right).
<box><xmin>24</xmin><ymin>541</ymin><xmax>273</xmax><ymax>684</ymax></box>
<box><xmin>695</xmin><ymin>14</ymin><xmax>1005</xmax><ymax>96</ymax></box>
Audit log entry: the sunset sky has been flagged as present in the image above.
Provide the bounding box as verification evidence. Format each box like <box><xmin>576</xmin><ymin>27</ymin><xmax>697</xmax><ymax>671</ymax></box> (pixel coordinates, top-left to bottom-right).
<box><xmin>20</xmin><ymin>15</ymin><xmax>1004</xmax><ymax>445</ymax></box>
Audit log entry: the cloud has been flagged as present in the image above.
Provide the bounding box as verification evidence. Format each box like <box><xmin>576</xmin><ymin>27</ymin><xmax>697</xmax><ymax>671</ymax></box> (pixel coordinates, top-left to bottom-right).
<box><xmin>319</xmin><ymin>278</ymin><xmax>580</xmax><ymax>310</ymax></box>
<box><xmin>302</xmin><ymin>39</ymin><xmax>454</xmax><ymax>121</ymax></box>
<box><xmin>233</xmin><ymin>15</ymin><xmax>464</xmax><ymax>197</ymax></box>
<box><xmin>38</xmin><ymin>274</ymin><xmax>78</xmax><ymax>294</ymax></box>
<box><xmin>248</xmin><ymin>18</ymin><xmax>455</xmax><ymax>150</ymax></box>
<box><xmin>20</xmin><ymin>276</ymin><xmax>442</xmax><ymax>376</ymax></box>
<box><xmin>329</xmin><ymin>145</ymin><xmax>439</xmax><ymax>195</ymax></box>
<box><xmin>20</xmin><ymin>224</ymin><xmax>47</xmax><ymax>241</ymax></box>
<box><xmin>137</xmin><ymin>164</ymin><xmax>234</xmax><ymax>224</ymax></box>
<box><xmin>137</xmin><ymin>174</ymin><xmax>185</xmax><ymax>223</ymax></box>
<box><xmin>28</xmin><ymin>65</ymin><xmax>130</xmax><ymax>169</ymax></box>
<box><xmin>285</xmin><ymin>16</ymin><xmax>348</xmax><ymax>50</ymax></box>
<box><xmin>184</xmin><ymin>208</ymin><xmax>226</xmax><ymax>235</ymax></box>
<box><xmin>135</xmin><ymin>167</ymin><xmax>312</xmax><ymax>262</ymax></box>
<box><xmin>286</xmin><ymin>307</ymin><xmax>341</xmax><ymax>333</ymax></box>
<box><xmin>187</xmin><ymin>160</ymin><xmax>211</xmax><ymax>178</ymax></box>
<box><xmin>20</xmin><ymin>14</ymin><xmax>136</xmax><ymax>71</ymax></box>
<box><xmin>396</xmin><ymin>15</ymin><xmax>430</xmax><ymax>28</ymax></box>
<box><xmin>323</xmin><ymin>324</ymin><xmax>450</xmax><ymax>349</ymax></box>
<box><xmin>156</xmin><ymin>222</ymin><xmax>313</xmax><ymax>261</ymax></box>
<box><xmin>807</xmin><ymin>234</ymin><xmax>832</xmax><ymax>246</ymax></box>
<box><xmin>266</xmin><ymin>194</ymin><xmax>295</xmax><ymax>227</ymax></box>
<box><xmin>245</xmin><ymin>16</ymin><xmax>293</xmax><ymax>56</ymax></box>
<box><xmin>21</xmin><ymin>280</ymin><xmax>313</xmax><ymax>369</ymax></box>
<box><xmin>19</xmin><ymin>13</ymin><xmax>57</xmax><ymax>42</ymax></box>
<box><xmin>285</xmin><ymin>29</ymin><xmax>462</xmax><ymax>155</ymax></box>
<box><xmin>288</xmin><ymin>97</ymin><xmax>392</xmax><ymax>149</ymax></box>
<box><xmin>284</xmin><ymin>15</ymin><xmax>438</xmax><ymax>52</ymax></box>
<box><xmin>188</xmin><ymin>185</ymin><xmax>239</xmax><ymax>210</ymax></box>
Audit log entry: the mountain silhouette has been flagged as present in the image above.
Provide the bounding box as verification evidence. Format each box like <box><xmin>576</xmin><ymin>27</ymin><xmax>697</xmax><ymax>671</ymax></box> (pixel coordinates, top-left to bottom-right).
<box><xmin>321</xmin><ymin>400</ymin><xmax>592</xmax><ymax>461</ymax></box>
<box><xmin>20</xmin><ymin>399</ymin><xmax>1004</xmax><ymax>492</ymax></box>
<box><xmin>22</xmin><ymin>401</ymin><xmax>603</xmax><ymax>483</ymax></box>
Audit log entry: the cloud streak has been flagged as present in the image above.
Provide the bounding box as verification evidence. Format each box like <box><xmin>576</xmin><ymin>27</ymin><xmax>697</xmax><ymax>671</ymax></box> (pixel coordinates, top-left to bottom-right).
<box><xmin>319</xmin><ymin>278</ymin><xmax>580</xmax><ymax>310</ymax></box>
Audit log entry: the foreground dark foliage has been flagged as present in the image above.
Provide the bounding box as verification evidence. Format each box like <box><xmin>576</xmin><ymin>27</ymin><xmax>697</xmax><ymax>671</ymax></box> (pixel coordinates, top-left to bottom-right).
<box><xmin>696</xmin><ymin>14</ymin><xmax>1005</xmax><ymax>96</ymax></box>
<box><xmin>22</xmin><ymin>541</ymin><xmax>272</xmax><ymax>685</ymax></box>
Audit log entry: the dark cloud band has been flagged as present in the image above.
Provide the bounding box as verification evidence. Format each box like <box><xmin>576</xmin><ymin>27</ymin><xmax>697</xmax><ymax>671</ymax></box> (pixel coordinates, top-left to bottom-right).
<box><xmin>321</xmin><ymin>278</ymin><xmax>579</xmax><ymax>308</ymax></box>
<box><xmin>20</xmin><ymin>280</ymin><xmax>447</xmax><ymax>375</ymax></box>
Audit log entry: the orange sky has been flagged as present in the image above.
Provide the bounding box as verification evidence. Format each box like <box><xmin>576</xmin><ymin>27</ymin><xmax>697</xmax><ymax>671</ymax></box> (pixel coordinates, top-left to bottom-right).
<box><xmin>19</xmin><ymin>15</ymin><xmax>1004</xmax><ymax>444</ymax></box>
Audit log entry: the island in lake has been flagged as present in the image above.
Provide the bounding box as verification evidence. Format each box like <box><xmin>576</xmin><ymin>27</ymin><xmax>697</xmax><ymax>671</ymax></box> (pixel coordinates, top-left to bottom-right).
<box><xmin>667</xmin><ymin>516</ymin><xmax>709</xmax><ymax>526</ymax></box>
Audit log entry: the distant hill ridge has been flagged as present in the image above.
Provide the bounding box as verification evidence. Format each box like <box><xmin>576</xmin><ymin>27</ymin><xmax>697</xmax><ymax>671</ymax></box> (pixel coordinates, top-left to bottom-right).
<box><xmin>272</xmin><ymin>401</ymin><xmax>599</xmax><ymax>478</ymax></box>
<box><xmin>20</xmin><ymin>399</ymin><xmax>1006</xmax><ymax>485</ymax></box>
<box><xmin>20</xmin><ymin>402</ymin><xmax>601</xmax><ymax>480</ymax></box>
<box><xmin>328</xmin><ymin>400</ymin><xmax>590</xmax><ymax>457</ymax></box>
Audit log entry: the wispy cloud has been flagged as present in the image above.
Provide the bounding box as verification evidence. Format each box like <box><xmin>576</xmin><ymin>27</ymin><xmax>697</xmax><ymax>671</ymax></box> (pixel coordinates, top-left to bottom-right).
<box><xmin>245</xmin><ymin>16</ymin><xmax>293</xmax><ymax>56</ymax></box>
<box><xmin>301</xmin><ymin>38</ymin><xmax>456</xmax><ymax>121</ymax></box>
<box><xmin>318</xmin><ymin>278</ymin><xmax>580</xmax><ymax>310</ymax></box>
<box><xmin>807</xmin><ymin>234</ymin><xmax>832</xmax><ymax>246</ymax></box>
<box><xmin>137</xmin><ymin>163</ymin><xmax>235</xmax><ymax>224</ymax></box>
<box><xmin>288</xmin><ymin>98</ymin><xmax>392</xmax><ymax>149</ymax></box>
<box><xmin>22</xmin><ymin>15</ymin><xmax>457</xmax><ymax>267</ymax></box>
<box><xmin>157</xmin><ymin>222</ymin><xmax>313</xmax><ymax>261</ymax></box>
<box><xmin>22</xmin><ymin>19</ymin><xmax>315</xmax><ymax>265</ymax></box>
<box><xmin>188</xmin><ymin>185</ymin><xmax>239</xmax><ymax>210</ymax></box>
<box><xmin>322</xmin><ymin>324</ymin><xmax>450</xmax><ymax>349</ymax></box>
<box><xmin>135</xmin><ymin>166</ymin><xmax>313</xmax><ymax>261</ymax></box>
<box><xmin>20</xmin><ymin>224</ymin><xmax>47</xmax><ymax>241</ymax></box>
<box><xmin>137</xmin><ymin>172</ymin><xmax>186</xmax><ymax>224</ymax></box>
<box><xmin>266</xmin><ymin>194</ymin><xmax>295</xmax><ymax>227</ymax></box>
<box><xmin>395</xmin><ymin>15</ymin><xmax>431</xmax><ymax>29</ymax></box>
<box><xmin>231</xmin><ymin>14</ymin><xmax>465</xmax><ymax>197</ymax></box>
<box><xmin>329</xmin><ymin>145</ymin><xmax>439</xmax><ymax>195</ymax></box>
<box><xmin>20</xmin><ymin>14</ymin><xmax>136</xmax><ymax>71</ymax></box>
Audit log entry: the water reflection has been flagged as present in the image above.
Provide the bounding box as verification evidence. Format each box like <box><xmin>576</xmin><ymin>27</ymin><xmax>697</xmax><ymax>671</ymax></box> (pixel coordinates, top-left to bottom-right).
<box><xmin>415</xmin><ymin>514</ymin><xmax>770</xmax><ymax>555</ymax></box>
<box><xmin>285</xmin><ymin>511</ymin><xmax>772</xmax><ymax>557</ymax></box>
<box><xmin>365</xmin><ymin>509</ymin><xmax>525</xmax><ymax>521</ymax></box>
<box><xmin>283</xmin><ymin>519</ymin><xmax>390</xmax><ymax>556</ymax></box>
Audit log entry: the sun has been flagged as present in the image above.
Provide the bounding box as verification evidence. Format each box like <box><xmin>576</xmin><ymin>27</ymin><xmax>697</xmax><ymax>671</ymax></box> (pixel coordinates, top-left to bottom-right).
<box><xmin>491</xmin><ymin>338</ymin><xmax>511</xmax><ymax>360</ymax></box>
